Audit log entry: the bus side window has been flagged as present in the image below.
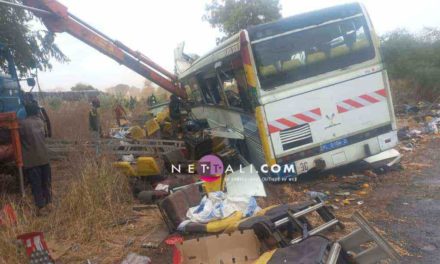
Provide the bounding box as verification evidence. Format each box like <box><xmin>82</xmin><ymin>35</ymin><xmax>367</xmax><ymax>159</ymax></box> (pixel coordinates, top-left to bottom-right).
<box><xmin>187</xmin><ymin>78</ymin><xmax>203</xmax><ymax>104</ymax></box>
<box><xmin>217</xmin><ymin>68</ymin><xmax>253</xmax><ymax>112</ymax></box>
<box><xmin>233</xmin><ymin>69</ymin><xmax>253</xmax><ymax>112</ymax></box>
<box><xmin>206</xmin><ymin>78</ymin><xmax>222</xmax><ymax>104</ymax></box>
<box><xmin>197</xmin><ymin>75</ymin><xmax>215</xmax><ymax>104</ymax></box>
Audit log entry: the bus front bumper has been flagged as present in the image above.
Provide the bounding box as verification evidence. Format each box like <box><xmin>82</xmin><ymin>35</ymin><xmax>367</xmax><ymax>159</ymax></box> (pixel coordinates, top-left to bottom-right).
<box><xmin>278</xmin><ymin>130</ymin><xmax>398</xmax><ymax>177</ymax></box>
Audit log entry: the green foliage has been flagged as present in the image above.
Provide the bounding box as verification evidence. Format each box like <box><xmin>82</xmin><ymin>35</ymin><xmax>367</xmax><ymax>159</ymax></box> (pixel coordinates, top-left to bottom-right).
<box><xmin>97</xmin><ymin>93</ymin><xmax>116</xmax><ymax>110</ymax></box>
<box><xmin>381</xmin><ymin>28</ymin><xmax>440</xmax><ymax>99</ymax></box>
<box><xmin>71</xmin><ymin>82</ymin><xmax>97</xmax><ymax>92</ymax></box>
<box><xmin>0</xmin><ymin>0</ymin><xmax>68</xmax><ymax>76</ymax></box>
<box><xmin>47</xmin><ymin>96</ymin><xmax>62</xmax><ymax>111</ymax></box>
<box><xmin>203</xmin><ymin>0</ymin><xmax>282</xmax><ymax>42</ymax></box>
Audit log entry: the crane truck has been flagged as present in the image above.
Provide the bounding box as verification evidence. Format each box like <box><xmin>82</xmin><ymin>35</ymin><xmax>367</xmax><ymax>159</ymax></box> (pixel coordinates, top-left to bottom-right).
<box><xmin>0</xmin><ymin>0</ymin><xmax>187</xmax><ymax>196</ymax></box>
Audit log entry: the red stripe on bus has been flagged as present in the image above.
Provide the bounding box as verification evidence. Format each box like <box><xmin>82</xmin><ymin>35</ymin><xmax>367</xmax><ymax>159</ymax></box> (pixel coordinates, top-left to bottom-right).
<box><xmin>360</xmin><ymin>94</ymin><xmax>380</xmax><ymax>103</ymax></box>
<box><xmin>277</xmin><ymin>118</ymin><xmax>298</xmax><ymax>128</ymax></box>
<box><xmin>268</xmin><ymin>124</ymin><xmax>281</xmax><ymax>134</ymax></box>
<box><xmin>337</xmin><ymin>105</ymin><xmax>348</xmax><ymax>113</ymax></box>
<box><xmin>344</xmin><ymin>99</ymin><xmax>364</xmax><ymax>108</ymax></box>
<box><xmin>375</xmin><ymin>89</ymin><xmax>387</xmax><ymax>97</ymax></box>
<box><xmin>294</xmin><ymin>113</ymin><xmax>314</xmax><ymax>123</ymax></box>
<box><xmin>310</xmin><ymin>108</ymin><xmax>321</xmax><ymax>116</ymax></box>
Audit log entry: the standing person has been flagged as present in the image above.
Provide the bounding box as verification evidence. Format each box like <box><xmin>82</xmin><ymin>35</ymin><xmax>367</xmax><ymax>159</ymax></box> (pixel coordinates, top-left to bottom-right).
<box><xmin>169</xmin><ymin>95</ymin><xmax>182</xmax><ymax>137</ymax></box>
<box><xmin>148</xmin><ymin>94</ymin><xmax>157</xmax><ymax>106</ymax></box>
<box><xmin>114</xmin><ymin>101</ymin><xmax>127</xmax><ymax>127</ymax></box>
<box><xmin>19</xmin><ymin>101</ymin><xmax>52</xmax><ymax>216</ymax></box>
<box><xmin>128</xmin><ymin>96</ymin><xmax>136</xmax><ymax>111</ymax></box>
<box><xmin>89</xmin><ymin>98</ymin><xmax>101</xmax><ymax>153</ymax></box>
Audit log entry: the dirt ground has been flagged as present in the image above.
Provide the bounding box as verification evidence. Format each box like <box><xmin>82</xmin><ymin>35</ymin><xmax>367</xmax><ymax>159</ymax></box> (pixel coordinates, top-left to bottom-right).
<box><xmin>3</xmin><ymin>118</ymin><xmax>439</xmax><ymax>263</ymax></box>
<box><xmin>377</xmin><ymin>137</ymin><xmax>440</xmax><ymax>263</ymax></box>
<box><xmin>260</xmin><ymin>135</ymin><xmax>440</xmax><ymax>264</ymax></box>
<box><xmin>138</xmin><ymin>134</ymin><xmax>439</xmax><ymax>263</ymax></box>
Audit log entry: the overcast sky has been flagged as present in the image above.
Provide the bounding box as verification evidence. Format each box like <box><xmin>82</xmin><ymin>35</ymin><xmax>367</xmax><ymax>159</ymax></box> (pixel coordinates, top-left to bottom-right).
<box><xmin>34</xmin><ymin>0</ymin><xmax>440</xmax><ymax>91</ymax></box>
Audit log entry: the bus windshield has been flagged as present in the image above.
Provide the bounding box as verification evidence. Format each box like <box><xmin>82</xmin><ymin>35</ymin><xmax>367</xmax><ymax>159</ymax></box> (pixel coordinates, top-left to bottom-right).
<box><xmin>252</xmin><ymin>15</ymin><xmax>375</xmax><ymax>90</ymax></box>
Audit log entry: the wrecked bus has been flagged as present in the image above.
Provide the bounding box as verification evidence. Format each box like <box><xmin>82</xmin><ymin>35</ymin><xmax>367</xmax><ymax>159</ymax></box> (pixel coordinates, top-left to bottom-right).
<box><xmin>178</xmin><ymin>2</ymin><xmax>397</xmax><ymax>179</ymax></box>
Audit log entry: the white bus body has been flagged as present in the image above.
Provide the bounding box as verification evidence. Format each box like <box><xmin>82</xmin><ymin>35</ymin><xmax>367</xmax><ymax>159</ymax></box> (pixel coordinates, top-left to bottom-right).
<box><xmin>179</xmin><ymin>3</ymin><xmax>397</xmax><ymax>179</ymax></box>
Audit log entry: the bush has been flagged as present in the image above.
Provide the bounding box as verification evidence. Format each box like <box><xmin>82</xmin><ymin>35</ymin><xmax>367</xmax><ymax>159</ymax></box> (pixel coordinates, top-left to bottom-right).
<box><xmin>381</xmin><ymin>28</ymin><xmax>440</xmax><ymax>101</ymax></box>
<box><xmin>47</xmin><ymin>96</ymin><xmax>63</xmax><ymax>111</ymax></box>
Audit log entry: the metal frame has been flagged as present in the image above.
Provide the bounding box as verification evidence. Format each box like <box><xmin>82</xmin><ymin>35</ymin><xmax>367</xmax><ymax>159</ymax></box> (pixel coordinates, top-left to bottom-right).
<box><xmin>46</xmin><ymin>138</ymin><xmax>186</xmax><ymax>157</ymax></box>
<box><xmin>338</xmin><ymin>211</ymin><xmax>400</xmax><ymax>263</ymax></box>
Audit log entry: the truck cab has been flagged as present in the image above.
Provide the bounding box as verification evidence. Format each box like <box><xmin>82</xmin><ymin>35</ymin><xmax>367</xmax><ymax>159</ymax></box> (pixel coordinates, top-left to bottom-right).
<box><xmin>0</xmin><ymin>43</ymin><xmax>27</xmax><ymax>119</ymax></box>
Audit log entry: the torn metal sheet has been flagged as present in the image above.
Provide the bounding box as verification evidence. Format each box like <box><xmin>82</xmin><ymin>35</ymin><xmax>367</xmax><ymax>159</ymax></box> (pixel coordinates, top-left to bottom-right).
<box><xmin>225</xmin><ymin>164</ymin><xmax>266</xmax><ymax>197</ymax></box>
<box><xmin>363</xmin><ymin>148</ymin><xmax>402</xmax><ymax>168</ymax></box>
<box><xmin>205</xmin><ymin>127</ymin><xmax>244</xmax><ymax>140</ymax></box>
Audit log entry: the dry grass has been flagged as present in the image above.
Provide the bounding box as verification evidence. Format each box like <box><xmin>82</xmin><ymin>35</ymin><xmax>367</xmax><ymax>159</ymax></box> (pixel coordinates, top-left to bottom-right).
<box><xmin>43</xmin><ymin>100</ymin><xmax>115</xmax><ymax>140</ymax></box>
<box><xmin>0</xmin><ymin>155</ymin><xmax>135</xmax><ymax>263</ymax></box>
<box><xmin>0</xmin><ymin>100</ymin><xmax>157</xmax><ymax>263</ymax></box>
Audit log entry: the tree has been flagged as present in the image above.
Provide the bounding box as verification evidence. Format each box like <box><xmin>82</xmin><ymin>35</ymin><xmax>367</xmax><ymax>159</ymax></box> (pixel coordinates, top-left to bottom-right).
<box><xmin>71</xmin><ymin>83</ymin><xmax>96</xmax><ymax>92</ymax></box>
<box><xmin>106</xmin><ymin>84</ymin><xmax>130</xmax><ymax>97</ymax></box>
<box><xmin>0</xmin><ymin>0</ymin><xmax>68</xmax><ymax>76</ymax></box>
<box><xmin>203</xmin><ymin>0</ymin><xmax>282</xmax><ymax>42</ymax></box>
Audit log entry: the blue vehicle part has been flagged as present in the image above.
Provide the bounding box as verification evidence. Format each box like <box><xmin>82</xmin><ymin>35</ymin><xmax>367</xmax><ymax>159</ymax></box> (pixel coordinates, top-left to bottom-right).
<box><xmin>0</xmin><ymin>43</ymin><xmax>26</xmax><ymax>119</ymax></box>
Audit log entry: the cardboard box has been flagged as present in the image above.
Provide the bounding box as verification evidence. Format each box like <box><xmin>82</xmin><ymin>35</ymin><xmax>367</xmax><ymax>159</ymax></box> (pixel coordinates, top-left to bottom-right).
<box><xmin>176</xmin><ymin>230</ymin><xmax>261</xmax><ymax>264</ymax></box>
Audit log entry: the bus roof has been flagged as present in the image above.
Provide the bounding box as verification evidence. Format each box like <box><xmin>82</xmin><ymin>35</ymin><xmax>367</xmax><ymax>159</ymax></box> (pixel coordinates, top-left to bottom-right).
<box><xmin>248</xmin><ymin>2</ymin><xmax>363</xmax><ymax>42</ymax></box>
<box><xmin>178</xmin><ymin>2</ymin><xmax>363</xmax><ymax>81</ymax></box>
<box><xmin>179</xmin><ymin>32</ymin><xmax>241</xmax><ymax>80</ymax></box>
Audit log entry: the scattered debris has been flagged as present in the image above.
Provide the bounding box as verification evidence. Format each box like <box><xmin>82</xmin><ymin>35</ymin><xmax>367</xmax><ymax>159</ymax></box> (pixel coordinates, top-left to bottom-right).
<box><xmin>154</xmin><ymin>183</ymin><xmax>169</xmax><ymax>192</ymax></box>
<box><xmin>132</xmin><ymin>204</ymin><xmax>158</xmax><ymax>211</ymax></box>
<box><xmin>121</xmin><ymin>253</ymin><xmax>151</xmax><ymax>264</ymax></box>
<box><xmin>225</xmin><ymin>164</ymin><xmax>266</xmax><ymax>197</ymax></box>
<box><xmin>335</xmin><ymin>191</ymin><xmax>350</xmax><ymax>196</ymax></box>
<box><xmin>17</xmin><ymin>232</ymin><xmax>54</xmax><ymax>264</ymax></box>
<box><xmin>140</xmin><ymin>242</ymin><xmax>157</xmax><ymax>249</ymax></box>
<box><xmin>404</xmin><ymin>162</ymin><xmax>432</xmax><ymax>170</ymax></box>
<box><xmin>0</xmin><ymin>204</ymin><xmax>17</xmax><ymax>226</ymax></box>
<box><xmin>398</xmin><ymin>127</ymin><xmax>422</xmax><ymax>140</ymax></box>
<box><xmin>178</xmin><ymin>191</ymin><xmax>260</xmax><ymax>230</ymax></box>
<box><xmin>137</xmin><ymin>190</ymin><xmax>168</xmax><ymax>205</ymax></box>
<box><xmin>307</xmin><ymin>191</ymin><xmax>328</xmax><ymax>201</ymax></box>
<box><xmin>139</xmin><ymin>225</ymin><xmax>169</xmax><ymax>249</ymax></box>
<box><xmin>111</xmin><ymin>217</ymin><xmax>139</xmax><ymax>227</ymax></box>
<box><xmin>176</xmin><ymin>230</ymin><xmax>260</xmax><ymax>264</ymax></box>
<box><xmin>164</xmin><ymin>235</ymin><xmax>184</xmax><ymax>264</ymax></box>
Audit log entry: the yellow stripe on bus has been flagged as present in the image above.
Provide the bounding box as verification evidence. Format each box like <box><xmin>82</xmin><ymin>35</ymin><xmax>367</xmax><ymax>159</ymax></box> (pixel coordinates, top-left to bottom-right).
<box><xmin>244</xmin><ymin>64</ymin><xmax>257</xmax><ymax>87</ymax></box>
<box><xmin>255</xmin><ymin>106</ymin><xmax>276</xmax><ymax>166</ymax></box>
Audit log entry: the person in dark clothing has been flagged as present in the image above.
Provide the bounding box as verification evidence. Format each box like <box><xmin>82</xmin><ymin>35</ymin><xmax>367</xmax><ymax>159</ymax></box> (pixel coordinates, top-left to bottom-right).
<box><xmin>169</xmin><ymin>95</ymin><xmax>181</xmax><ymax>121</ymax></box>
<box><xmin>19</xmin><ymin>101</ymin><xmax>52</xmax><ymax>216</ymax></box>
<box><xmin>89</xmin><ymin>98</ymin><xmax>101</xmax><ymax>154</ymax></box>
<box><xmin>89</xmin><ymin>97</ymin><xmax>101</xmax><ymax>134</ymax></box>
<box><xmin>114</xmin><ymin>102</ymin><xmax>127</xmax><ymax>127</ymax></box>
<box><xmin>169</xmin><ymin>95</ymin><xmax>183</xmax><ymax>137</ymax></box>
